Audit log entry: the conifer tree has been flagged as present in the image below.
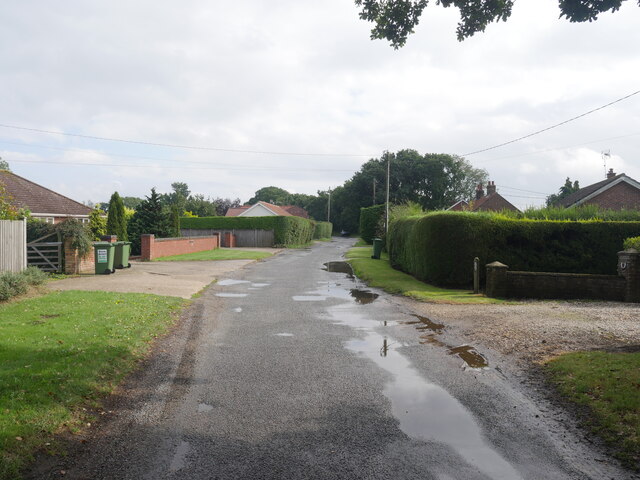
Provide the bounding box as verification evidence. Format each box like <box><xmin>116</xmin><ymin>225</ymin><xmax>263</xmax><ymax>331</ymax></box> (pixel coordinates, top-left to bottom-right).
<box><xmin>106</xmin><ymin>191</ymin><xmax>128</xmax><ymax>241</ymax></box>
<box><xmin>127</xmin><ymin>188</ymin><xmax>172</xmax><ymax>254</ymax></box>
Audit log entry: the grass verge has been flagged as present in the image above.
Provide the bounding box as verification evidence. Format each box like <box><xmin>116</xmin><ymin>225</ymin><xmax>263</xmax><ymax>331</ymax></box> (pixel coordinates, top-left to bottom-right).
<box><xmin>154</xmin><ymin>249</ymin><xmax>273</xmax><ymax>261</ymax></box>
<box><xmin>545</xmin><ymin>351</ymin><xmax>640</xmax><ymax>469</ymax></box>
<box><xmin>346</xmin><ymin>246</ymin><xmax>504</xmax><ymax>304</ymax></box>
<box><xmin>0</xmin><ymin>291</ymin><xmax>185</xmax><ymax>479</ymax></box>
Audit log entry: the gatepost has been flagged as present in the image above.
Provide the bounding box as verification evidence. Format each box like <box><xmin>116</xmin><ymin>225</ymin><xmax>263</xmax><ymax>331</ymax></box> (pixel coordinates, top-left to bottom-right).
<box><xmin>618</xmin><ymin>249</ymin><xmax>640</xmax><ymax>303</ymax></box>
<box><xmin>485</xmin><ymin>261</ymin><xmax>508</xmax><ymax>298</ymax></box>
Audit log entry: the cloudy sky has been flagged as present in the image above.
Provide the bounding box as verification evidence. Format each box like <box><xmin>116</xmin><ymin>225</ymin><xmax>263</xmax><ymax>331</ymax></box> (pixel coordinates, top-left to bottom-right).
<box><xmin>1</xmin><ymin>1</ymin><xmax>638</xmax><ymax>209</ymax></box>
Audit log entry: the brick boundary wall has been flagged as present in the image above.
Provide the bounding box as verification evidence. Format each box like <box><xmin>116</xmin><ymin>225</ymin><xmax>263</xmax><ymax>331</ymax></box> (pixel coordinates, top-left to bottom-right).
<box><xmin>141</xmin><ymin>234</ymin><xmax>219</xmax><ymax>261</ymax></box>
<box><xmin>486</xmin><ymin>249</ymin><xmax>640</xmax><ymax>302</ymax></box>
<box><xmin>64</xmin><ymin>239</ymin><xmax>95</xmax><ymax>274</ymax></box>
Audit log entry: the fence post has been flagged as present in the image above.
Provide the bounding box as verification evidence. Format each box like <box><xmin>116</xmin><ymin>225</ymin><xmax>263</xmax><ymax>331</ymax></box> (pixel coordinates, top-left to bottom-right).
<box><xmin>473</xmin><ymin>257</ymin><xmax>480</xmax><ymax>294</ymax></box>
<box><xmin>485</xmin><ymin>261</ymin><xmax>508</xmax><ymax>298</ymax></box>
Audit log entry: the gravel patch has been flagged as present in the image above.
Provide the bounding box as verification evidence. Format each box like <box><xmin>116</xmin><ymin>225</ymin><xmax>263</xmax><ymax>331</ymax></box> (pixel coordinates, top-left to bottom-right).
<box><xmin>393</xmin><ymin>297</ymin><xmax>640</xmax><ymax>365</ymax></box>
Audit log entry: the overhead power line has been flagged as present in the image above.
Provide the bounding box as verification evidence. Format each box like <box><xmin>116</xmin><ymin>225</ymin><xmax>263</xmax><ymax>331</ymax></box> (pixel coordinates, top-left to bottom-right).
<box><xmin>463</xmin><ymin>89</ymin><xmax>640</xmax><ymax>157</ymax></box>
<box><xmin>0</xmin><ymin>123</ymin><xmax>374</xmax><ymax>158</ymax></box>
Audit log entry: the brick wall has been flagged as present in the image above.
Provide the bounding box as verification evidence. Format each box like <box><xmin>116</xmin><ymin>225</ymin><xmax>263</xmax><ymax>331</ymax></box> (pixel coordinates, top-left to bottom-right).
<box><xmin>585</xmin><ymin>182</ymin><xmax>640</xmax><ymax>210</ymax></box>
<box><xmin>64</xmin><ymin>239</ymin><xmax>94</xmax><ymax>274</ymax></box>
<box><xmin>141</xmin><ymin>234</ymin><xmax>219</xmax><ymax>261</ymax></box>
<box><xmin>505</xmin><ymin>271</ymin><xmax>625</xmax><ymax>301</ymax></box>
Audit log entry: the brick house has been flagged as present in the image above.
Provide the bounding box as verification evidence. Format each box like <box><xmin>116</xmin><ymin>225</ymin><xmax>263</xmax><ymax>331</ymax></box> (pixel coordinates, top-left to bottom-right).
<box><xmin>448</xmin><ymin>181</ymin><xmax>519</xmax><ymax>212</ymax></box>
<box><xmin>225</xmin><ymin>201</ymin><xmax>309</xmax><ymax>218</ymax></box>
<box><xmin>558</xmin><ymin>169</ymin><xmax>640</xmax><ymax>210</ymax></box>
<box><xmin>0</xmin><ymin>170</ymin><xmax>92</xmax><ymax>224</ymax></box>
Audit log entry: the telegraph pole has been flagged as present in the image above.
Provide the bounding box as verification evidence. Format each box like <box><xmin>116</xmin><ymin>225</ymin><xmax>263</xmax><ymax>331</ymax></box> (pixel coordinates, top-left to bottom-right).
<box><xmin>327</xmin><ymin>189</ymin><xmax>331</xmax><ymax>222</ymax></box>
<box><xmin>385</xmin><ymin>151</ymin><xmax>390</xmax><ymax>235</ymax></box>
<box><xmin>373</xmin><ymin>179</ymin><xmax>376</xmax><ymax>206</ymax></box>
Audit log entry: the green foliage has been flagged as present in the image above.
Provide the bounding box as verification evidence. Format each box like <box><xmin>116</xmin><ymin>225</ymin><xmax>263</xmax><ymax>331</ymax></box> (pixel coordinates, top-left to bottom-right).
<box><xmin>249</xmin><ymin>186</ymin><xmax>292</xmax><ymax>205</ymax></box>
<box><xmin>0</xmin><ymin>158</ymin><xmax>9</xmax><ymax>171</ymax></box>
<box><xmin>21</xmin><ymin>266</ymin><xmax>47</xmax><ymax>286</ymax></box>
<box><xmin>313</xmin><ymin>221</ymin><xmax>333</xmax><ymax>239</ymax></box>
<box><xmin>106</xmin><ymin>192</ymin><xmax>128</xmax><ymax>241</ymax></box>
<box><xmin>623</xmin><ymin>236</ymin><xmax>640</xmax><ymax>251</ymax></box>
<box><xmin>0</xmin><ymin>291</ymin><xmax>184</xmax><ymax>477</ymax></box>
<box><xmin>359</xmin><ymin>204</ymin><xmax>386</xmax><ymax>244</ymax></box>
<box><xmin>388</xmin><ymin>211</ymin><xmax>640</xmax><ymax>287</ymax></box>
<box><xmin>0</xmin><ymin>182</ymin><xmax>27</xmax><ymax>220</ymax></box>
<box><xmin>355</xmin><ymin>0</ymin><xmax>631</xmax><ymax>46</ymax></box>
<box><xmin>510</xmin><ymin>205</ymin><xmax>640</xmax><ymax>222</ymax></box>
<box><xmin>127</xmin><ymin>188</ymin><xmax>173</xmax><ymax>255</ymax></box>
<box><xmin>88</xmin><ymin>207</ymin><xmax>106</xmax><ymax>241</ymax></box>
<box><xmin>55</xmin><ymin>218</ymin><xmax>94</xmax><ymax>258</ymax></box>
<box><xmin>546</xmin><ymin>177</ymin><xmax>580</xmax><ymax>207</ymax></box>
<box><xmin>156</xmin><ymin>249</ymin><xmax>273</xmax><ymax>262</ymax></box>
<box><xmin>180</xmin><ymin>216</ymin><xmax>316</xmax><ymax>247</ymax></box>
<box><xmin>0</xmin><ymin>271</ymin><xmax>28</xmax><ymax>301</ymax></box>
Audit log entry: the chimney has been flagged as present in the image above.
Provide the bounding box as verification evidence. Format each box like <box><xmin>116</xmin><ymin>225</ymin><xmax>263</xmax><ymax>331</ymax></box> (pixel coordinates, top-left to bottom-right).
<box><xmin>475</xmin><ymin>183</ymin><xmax>484</xmax><ymax>200</ymax></box>
<box><xmin>486</xmin><ymin>181</ymin><xmax>496</xmax><ymax>195</ymax></box>
<box><xmin>607</xmin><ymin>168</ymin><xmax>616</xmax><ymax>179</ymax></box>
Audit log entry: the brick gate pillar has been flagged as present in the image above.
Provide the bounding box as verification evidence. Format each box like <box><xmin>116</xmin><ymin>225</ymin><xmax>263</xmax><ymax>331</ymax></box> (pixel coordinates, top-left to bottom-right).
<box><xmin>618</xmin><ymin>249</ymin><xmax>640</xmax><ymax>303</ymax></box>
<box><xmin>485</xmin><ymin>261</ymin><xmax>509</xmax><ymax>298</ymax></box>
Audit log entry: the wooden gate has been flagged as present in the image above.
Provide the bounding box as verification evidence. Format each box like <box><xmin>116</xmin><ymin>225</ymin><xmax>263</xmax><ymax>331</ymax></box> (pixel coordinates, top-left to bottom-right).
<box><xmin>27</xmin><ymin>232</ymin><xmax>62</xmax><ymax>272</ymax></box>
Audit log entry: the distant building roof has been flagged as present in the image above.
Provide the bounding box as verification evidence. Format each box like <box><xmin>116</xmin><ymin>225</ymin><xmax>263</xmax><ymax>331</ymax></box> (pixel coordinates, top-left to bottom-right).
<box><xmin>282</xmin><ymin>205</ymin><xmax>309</xmax><ymax>218</ymax></box>
<box><xmin>558</xmin><ymin>171</ymin><xmax>640</xmax><ymax>208</ymax></box>
<box><xmin>470</xmin><ymin>181</ymin><xmax>520</xmax><ymax>212</ymax></box>
<box><xmin>225</xmin><ymin>206</ymin><xmax>251</xmax><ymax>217</ymax></box>
<box><xmin>0</xmin><ymin>170</ymin><xmax>92</xmax><ymax>217</ymax></box>
<box><xmin>447</xmin><ymin>200</ymin><xmax>469</xmax><ymax>211</ymax></box>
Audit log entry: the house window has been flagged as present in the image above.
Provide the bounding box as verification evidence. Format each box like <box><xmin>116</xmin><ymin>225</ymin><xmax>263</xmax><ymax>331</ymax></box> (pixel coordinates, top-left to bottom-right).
<box><xmin>81</xmin><ymin>218</ymin><xmax>89</xmax><ymax>224</ymax></box>
<box><xmin>45</xmin><ymin>217</ymin><xmax>55</xmax><ymax>224</ymax></box>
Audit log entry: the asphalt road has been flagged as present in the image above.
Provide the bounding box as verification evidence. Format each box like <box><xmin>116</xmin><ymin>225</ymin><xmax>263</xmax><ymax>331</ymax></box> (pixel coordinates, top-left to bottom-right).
<box><xmin>30</xmin><ymin>238</ymin><xmax>633</xmax><ymax>479</ymax></box>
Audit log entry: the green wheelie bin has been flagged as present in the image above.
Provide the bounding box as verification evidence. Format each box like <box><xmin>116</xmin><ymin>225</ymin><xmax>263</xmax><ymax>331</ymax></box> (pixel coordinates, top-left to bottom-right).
<box><xmin>114</xmin><ymin>241</ymin><xmax>132</xmax><ymax>269</ymax></box>
<box><xmin>371</xmin><ymin>238</ymin><xmax>383</xmax><ymax>259</ymax></box>
<box><xmin>93</xmin><ymin>242</ymin><xmax>116</xmax><ymax>274</ymax></box>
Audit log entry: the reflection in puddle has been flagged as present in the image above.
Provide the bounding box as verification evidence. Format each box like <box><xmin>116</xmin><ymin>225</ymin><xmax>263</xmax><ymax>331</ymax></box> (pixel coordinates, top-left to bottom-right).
<box><xmin>274</xmin><ymin>333</ymin><xmax>294</xmax><ymax>337</ymax></box>
<box><xmin>292</xmin><ymin>295</ymin><xmax>327</xmax><ymax>301</ymax></box>
<box><xmin>448</xmin><ymin>345</ymin><xmax>488</xmax><ymax>369</ymax></box>
<box><xmin>341</xmin><ymin>319</ymin><xmax>521</xmax><ymax>480</ymax></box>
<box><xmin>197</xmin><ymin>403</ymin><xmax>214</xmax><ymax>413</ymax></box>
<box><xmin>322</xmin><ymin>261</ymin><xmax>354</xmax><ymax>278</ymax></box>
<box><xmin>350</xmin><ymin>289</ymin><xmax>379</xmax><ymax>304</ymax></box>
<box><xmin>217</xmin><ymin>279</ymin><xmax>250</xmax><ymax>286</ymax></box>
<box><xmin>233</xmin><ymin>307</ymin><xmax>242</xmax><ymax>313</ymax></box>
<box><xmin>251</xmin><ymin>283</ymin><xmax>270</xmax><ymax>288</ymax></box>
<box><xmin>215</xmin><ymin>293</ymin><xmax>248</xmax><ymax>298</ymax></box>
<box><xmin>169</xmin><ymin>440</ymin><xmax>190</xmax><ymax>472</ymax></box>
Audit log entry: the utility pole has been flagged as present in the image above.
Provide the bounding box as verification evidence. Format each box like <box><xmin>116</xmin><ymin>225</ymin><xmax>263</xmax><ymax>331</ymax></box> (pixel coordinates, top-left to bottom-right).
<box><xmin>373</xmin><ymin>179</ymin><xmax>376</xmax><ymax>206</ymax></box>
<box><xmin>327</xmin><ymin>189</ymin><xmax>331</xmax><ymax>223</ymax></box>
<box><xmin>385</xmin><ymin>151</ymin><xmax>390</xmax><ymax>235</ymax></box>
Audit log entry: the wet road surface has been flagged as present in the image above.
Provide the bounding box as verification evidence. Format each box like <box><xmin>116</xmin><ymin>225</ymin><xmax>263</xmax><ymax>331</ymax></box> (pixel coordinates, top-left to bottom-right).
<box><xmin>30</xmin><ymin>238</ymin><xmax>633</xmax><ymax>479</ymax></box>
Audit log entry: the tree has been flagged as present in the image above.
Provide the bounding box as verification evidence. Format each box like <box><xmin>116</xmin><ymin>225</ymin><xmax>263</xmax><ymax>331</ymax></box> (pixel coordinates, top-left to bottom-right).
<box><xmin>0</xmin><ymin>157</ymin><xmax>10</xmax><ymax>171</ymax></box>
<box><xmin>106</xmin><ymin>191</ymin><xmax>128</xmax><ymax>241</ymax></box>
<box><xmin>248</xmin><ymin>186</ymin><xmax>291</xmax><ymax>205</ymax></box>
<box><xmin>88</xmin><ymin>207</ymin><xmax>107</xmax><ymax>240</ymax></box>
<box><xmin>546</xmin><ymin>177</ymin><xmax>580</xmax><ymax>206</ymax></box>
<box><xmin>127</xmin><ymin>188</ymin><xmax>173</xmax><ymax>254</ymax></box>
<box><xmin>355</xmin><ymin>0</ymin><xmax>635</xmax><ymax>47</ymax></box>
<box><xmin>0</xmin><ymin>182</ymin><xmax>22</xmax><ymax>219</ymax></box>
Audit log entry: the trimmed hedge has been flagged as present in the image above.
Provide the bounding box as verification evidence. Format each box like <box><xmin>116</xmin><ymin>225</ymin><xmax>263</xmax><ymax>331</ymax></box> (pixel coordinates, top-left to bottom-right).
<box><xmin>389</xmin><ymin>211</ymin><xmax>640</xmax><ymax>287</ymax></box>
<box><xmin>180</xmin><ymin>216</ymin><xmax>315</xmax><ymax>247</ymax></box>
<box><xmin>359</xmin><ymin>204</ymin><xmax>385</xmax><ymax>244</ymax></box>
<box><xmin>313</xmin><ymin>221</ymin><xmax>333</xmax><ymax>239</ymax></box>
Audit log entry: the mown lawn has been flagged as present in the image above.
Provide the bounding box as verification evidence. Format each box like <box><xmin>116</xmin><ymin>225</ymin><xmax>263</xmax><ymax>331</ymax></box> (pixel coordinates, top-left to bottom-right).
<box><xmin>346</xmin><ymin>246</ymin><xmax>504</xmax><ymax>304</ymax></box>
<box><xmin>154</xmin><ymin>249</ymin><xmax>273</xmax><ymax>261</ymax></box>
<box><xmin>546</xmin><ymin>351</ymin><xmax>640</xmax><ymax>469</ymax></box>
<box><xmin>0</xmin><ymin>291</ymin><xmax>185</xmax><ymax>480</ymax></box>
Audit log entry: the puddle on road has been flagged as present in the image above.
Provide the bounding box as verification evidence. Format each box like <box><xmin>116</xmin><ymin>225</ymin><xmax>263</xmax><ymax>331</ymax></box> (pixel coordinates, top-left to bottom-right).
<box><xmin>336</xmin><ymin>304</ymin><xmax>522</xmax><ymax>480</ymax></box>
<box><xmin>215</xmin><ymin>293</ymin><xmax>248</xmax><ymax>298</ymax></box>
<box><xmin>350</xmin><ymin>289</ymin><xmax>379</xmax><ymax>304</ymax></box>
<box><xmin>233</xmin><ymin>307</ymin><xmax>242</xmax><ymax>313</ymax></box>
<box><xmin>274</xmin><ymin>333</ymin><xmax>294</xmax><ymax>337</ymax></box>
<box><xmin>169</xmin><ymin>440</ymin><xmax>190</xmax><ymax>472</ymax></box>
<box><xmin>448</xmin><ymin>345</ymin><xmax>488</xmax><ymax>369</ymax></box>
<box><xmin>197</xmin><ymin>403</ymin><xmax>214</xmax><ymax>413</ymax></box>
<box><xmin>322</xmin><ymin>261</ymin><xmax>354</xmax><ymax>278</ymax></box>
<box><xmin>251</xmin><ymin>283</ymin><xmax>270</xmax><ymax>288</ymax></box>
<box><xmin>217</xmin><ymin>279</ymin><xmax>250</xmax><ymax>286</ymax></box>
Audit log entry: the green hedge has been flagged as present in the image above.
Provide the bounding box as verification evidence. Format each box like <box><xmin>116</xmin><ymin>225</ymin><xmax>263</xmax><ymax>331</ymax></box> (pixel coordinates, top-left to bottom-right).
<box><xmin>313</xmin><ymin>221</ymin><xmax>333</xmax><ymax>239</ymax></box>
<box><xmin>180</xmin><ymin>216</ymin><xmax>315</xmax><ymax>247</ymax></box>
<box><xmin>389</xmin><ymin>211</ymin><xmax>640</xmax><ymax>287</ymax></box>
<box><xmin>359</xmin><ymin>204</ymin><xmax>385</xmax><ymax>244</ymax></box>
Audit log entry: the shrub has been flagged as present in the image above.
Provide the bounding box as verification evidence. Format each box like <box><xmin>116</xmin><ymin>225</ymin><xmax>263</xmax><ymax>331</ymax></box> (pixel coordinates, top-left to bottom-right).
<box><xmin>313</xmin><ymin>221</ymin><xmax>333</xmax><ymax>239</ymax></box>
<box><xmin>389</xmin><ymin>211</ymin><xmax>640</xmax><ymax>287</ymax></box>
<box><xmin>0</xmin><ymin>271</ymin><xmax>28</xmax><ymax>301</ymax></box>
<box><xmin>22</xmin><ymin>266</ymin><xmax>48</xmax><ymax>286</ymax></box>
<box><xmin>359</xmin><ymin>204</ymin><xmax>385</xmax><ymax>244</ymax></box>
<box><xmin>623</xmin><ymin>236</ymin><xmax>640</xmax><ymax>251</ymax></box>
<box><xmin>180</xmin><ymin>216</ymin><xmax>316</xmax><ymax>247</ymax></box>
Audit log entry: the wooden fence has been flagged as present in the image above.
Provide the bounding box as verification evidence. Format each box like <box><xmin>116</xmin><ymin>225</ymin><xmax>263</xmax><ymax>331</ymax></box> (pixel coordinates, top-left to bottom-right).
<box><xmin>180</xmin><ymin>229</ymin><xmax>275</xmax><ymax>247</ymax></box>
<box><xmin>0</xmin><ymin>219</ymin><xmax>27</xmax><ymax>272</ymax></box>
